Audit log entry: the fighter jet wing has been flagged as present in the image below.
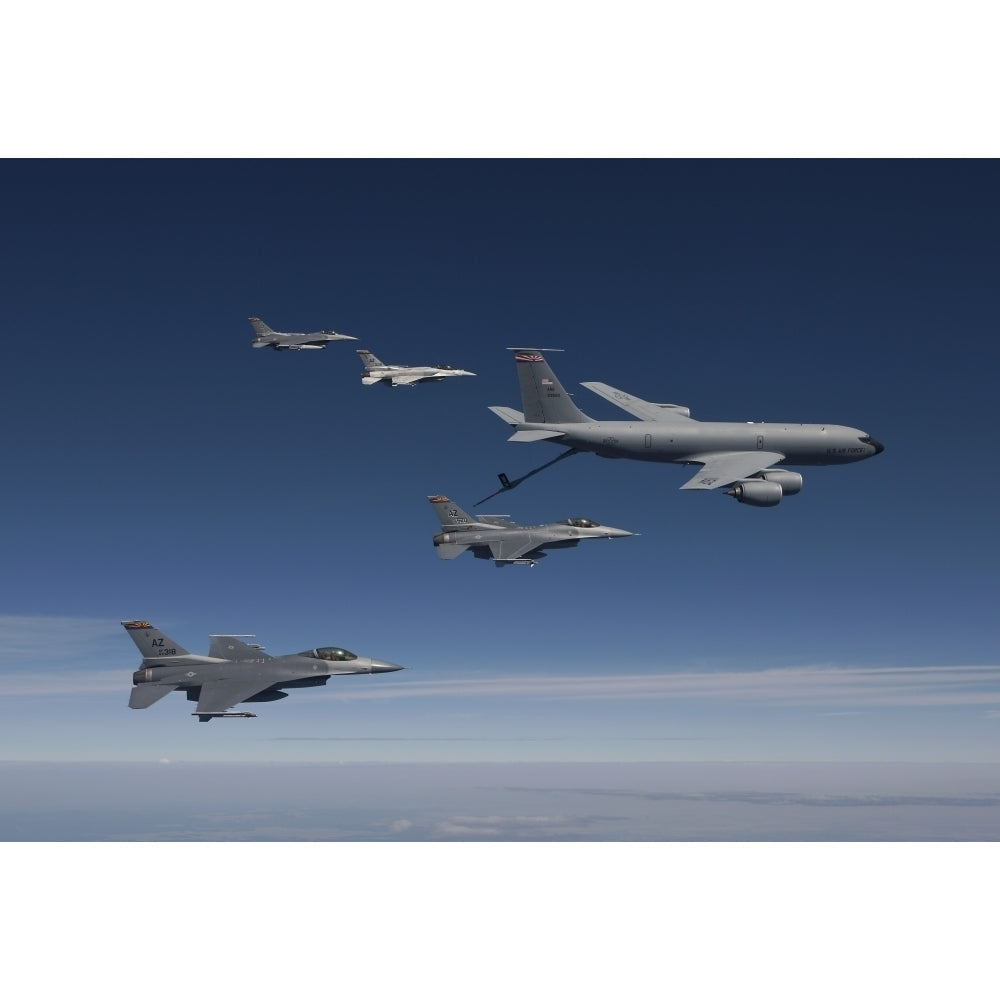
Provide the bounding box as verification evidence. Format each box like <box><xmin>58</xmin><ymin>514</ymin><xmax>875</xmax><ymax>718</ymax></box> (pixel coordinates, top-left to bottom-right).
<box><xmin>209</xmin><ymin>636</ymin><xmax>272</xmax><ymax>661</ymax></box>
<box><xmin>679</xmin><ymin>451</ymin><xmax>786</xmax><ymax>490</ymax></box>
<box><xmin>581</xmin><ymin>382</ymin><xmax>692</xmax><ymax>421</ymax></box>
<box><xmin>195</xmin><ymin>677</ymin><xmax>273</xmax><ymax>714</ymax></box>
<box><xmin>391</xmin><ymin>374</ymin><xmax>425</xmax><ymax>386</ymax></box>
<box><xmin>476</xmin><ymin>515</ymin><xmax>517</xmax><ymax>527</ymax></box>
<box><xmin>488</xmin><ymin>537</ymin><xmax>545</xmax><ymax>561</ymax></box>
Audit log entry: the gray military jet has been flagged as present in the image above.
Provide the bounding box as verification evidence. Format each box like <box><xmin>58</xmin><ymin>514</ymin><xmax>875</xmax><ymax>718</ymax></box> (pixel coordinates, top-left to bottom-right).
<box><xmin>122</xmin><ymin>620</ymin><xmax>403</xmax><ymax>721</ymax></box>
<box><xmin>358</xmin><ymin>349</ymin><xmax>476</xmax><ymax>386</ymax></box>
<box><xmin>250</xmin><ymin>316</ymin><xmax>357</xmax><ymax>350</ymax></box>
<box><xmin>484</xmin><ymin>349</ymin><xmax>884</xmax><ymax>507</ymax></box>
<box><xmin>429</xmin><ymin>495</ymin><xmax>634</xmax><ymax>567</ymax></box>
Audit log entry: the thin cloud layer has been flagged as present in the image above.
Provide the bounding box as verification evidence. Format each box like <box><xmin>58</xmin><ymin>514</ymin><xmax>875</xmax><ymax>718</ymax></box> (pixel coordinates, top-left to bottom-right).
<box><xmin>0</xmin><ymin>670</ymin><xmax>123</xmax><ymax>697</ymax></box>
<box><xmin>0</xmin><ymin>615</ymin><xmax>120</xmax><ymax>662</ymax></box>
<box><xmin>2</xmin><ymin>616</ymin><xmax>997</xmax><ymax>713</ymax></box>
<box><xmin>0</xmin><ymin>616</ymin><xmax>124</xmax><ymax>696</ymax></box>
<box><xmin>319</xmin><ymin>664</ymin><xmax>1000</xmax><ymax>709</ymax></box>
<box><xmin>2</xmin><ymin>658</ymin><xmax>998</xmax><ymax>710</ymax></box>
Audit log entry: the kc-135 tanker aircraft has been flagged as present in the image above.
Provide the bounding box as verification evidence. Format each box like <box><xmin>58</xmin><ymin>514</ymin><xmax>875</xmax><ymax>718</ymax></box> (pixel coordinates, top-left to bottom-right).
<box><xmin>428</xmin><ymin>495</ymin><xmax>634</xmax><ymax>567</ymax></box>
<box><xmin>123</xmin><ymin>621</ymin><xmax>403</xmax><ymax>721</ymax></box>
<box><xmin>249</xmin><ymin>316</ymin><xmax>358</xmax><ymax>351</ymax></box>
<box><xmin>483</xmin><ymin>349</ymin><xmax>884</xmax><ymax>507</ymax></box>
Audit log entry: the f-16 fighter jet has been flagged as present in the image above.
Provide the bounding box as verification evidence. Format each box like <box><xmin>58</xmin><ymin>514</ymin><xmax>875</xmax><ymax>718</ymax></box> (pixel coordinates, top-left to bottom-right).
<box><xmin>484</xmin><ymin>349</ymin><xmax>884</xmax><ymax>507</ymax></box>
<box><xmin>122</xmin><ymin>621</ymin><xmax>403</xmax><ymax>720</ymax></box>
<box><xmin>249</xmin><ymin>316</ymin><xmax>357</xmax><ymax>350</ymax></box>
<box><xmin>357</xmin><ymin>349</ymin><xmax>476</xmax><ymax>386</ymax></box>
<box><xmin>428</xmin><ymin>495</ymin><xmax>634</xmax><ymax>567</ymax></box>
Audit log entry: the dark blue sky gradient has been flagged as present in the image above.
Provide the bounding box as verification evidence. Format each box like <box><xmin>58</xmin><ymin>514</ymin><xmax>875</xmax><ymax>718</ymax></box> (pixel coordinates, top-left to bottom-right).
<box><xmin>1</xmin><ymin>159</ymin><xmax>998</xmax><ymax>766</ymax></box>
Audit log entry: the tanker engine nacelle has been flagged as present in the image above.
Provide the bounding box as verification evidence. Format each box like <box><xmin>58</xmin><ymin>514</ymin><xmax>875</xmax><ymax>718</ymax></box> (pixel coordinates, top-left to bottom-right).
<box><xmin>758</xmin><ymin>469</ymin><xmax>803</xmax><ymax>496</ymax></box>
<box><xmin>727</xmin><ymin>469</ymin><xmax>803</xmax><ymax>507</ymax></box>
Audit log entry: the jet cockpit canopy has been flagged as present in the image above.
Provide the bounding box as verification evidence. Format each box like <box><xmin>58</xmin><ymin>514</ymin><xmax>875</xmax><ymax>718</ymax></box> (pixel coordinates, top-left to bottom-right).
<box><xmin>563</xmin><ymin>518</ymin><xmax>600</xmax><ymax>528</ymax></box>
<box><xmin>301</xmin><ymin>647</ymin><xmax>358</xmax><ymax>661</ymax></box>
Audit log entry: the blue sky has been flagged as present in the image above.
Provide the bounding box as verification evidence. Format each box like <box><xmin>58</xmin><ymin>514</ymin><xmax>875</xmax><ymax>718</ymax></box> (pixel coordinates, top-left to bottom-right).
<box><xmin>1</xmin><ymin>159</ymin><xmax>999</xmax><ymax>854</ymax></box>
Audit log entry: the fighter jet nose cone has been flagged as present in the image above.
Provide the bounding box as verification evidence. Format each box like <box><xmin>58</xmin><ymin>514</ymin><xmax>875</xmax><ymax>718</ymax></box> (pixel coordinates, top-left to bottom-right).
<box><xmin>371</xmin><ymin>659</ymin><xmax>404</xmax><ymax>673</ymax></box>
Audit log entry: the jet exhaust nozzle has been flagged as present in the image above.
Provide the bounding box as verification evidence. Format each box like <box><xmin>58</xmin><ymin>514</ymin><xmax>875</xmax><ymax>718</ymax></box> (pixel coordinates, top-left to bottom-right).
<box><xmin>727</xmin><ymin>480</ymin><xmax>783</xmax><ymax>507</ymax></box>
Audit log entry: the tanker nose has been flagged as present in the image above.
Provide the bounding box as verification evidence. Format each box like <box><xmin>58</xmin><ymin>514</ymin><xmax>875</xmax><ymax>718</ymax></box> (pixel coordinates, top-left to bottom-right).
<box><xmin>860</xmin><ymin>435</ymin><xmax>884</xmax><ymax>455</ymax></box>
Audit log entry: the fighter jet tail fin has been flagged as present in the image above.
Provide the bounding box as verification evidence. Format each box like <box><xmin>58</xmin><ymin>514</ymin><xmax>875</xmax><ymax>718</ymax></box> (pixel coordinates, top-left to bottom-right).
<box><xmin>248</xmin><ymin>317</ymin><xmax>274</xmax><ymax>338</ymax></box>
<box><xmin>357</xmin><ymin>349</ymin><xmax>385</xmax><ymax>371</ymax></box>
<box><xmin>511</xmin><ymin>349</ymin><xmax>590</xmax><ymax>424</ymax></box>
<box><xmin>428</xmin><ymin>495</ymin><xmax>478</xmax><ymax>528</ymax></box>
<box><xmin>121</xmin><ymin>621</ymin><xmax>191</xmax><ymax>659</ymax></box>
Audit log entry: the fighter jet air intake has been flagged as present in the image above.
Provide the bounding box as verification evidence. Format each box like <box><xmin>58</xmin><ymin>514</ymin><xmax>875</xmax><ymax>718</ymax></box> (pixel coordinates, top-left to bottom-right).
<box><xmin>484</xmin><ymin>349</ymin><xmax>884</xmax><ymax>507</ymax></box>
<box><xmin>249</xmin><ymin>316</ymin><xmax>358</xmax><ymax>350</ymax></box>
<box><xmin>428</xmin><ymin>495</ymin><xmax>634</xmax><ymax>567</ymax></box>
<box><xmin>122</xmin><ymin>621</ymin><xmax>403</xmax><ymax>721</ymax></box>
<box><xmin>357</xmin><ymin>349</ymin><xmax>476</xmax><ymax>386</ymax></box>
